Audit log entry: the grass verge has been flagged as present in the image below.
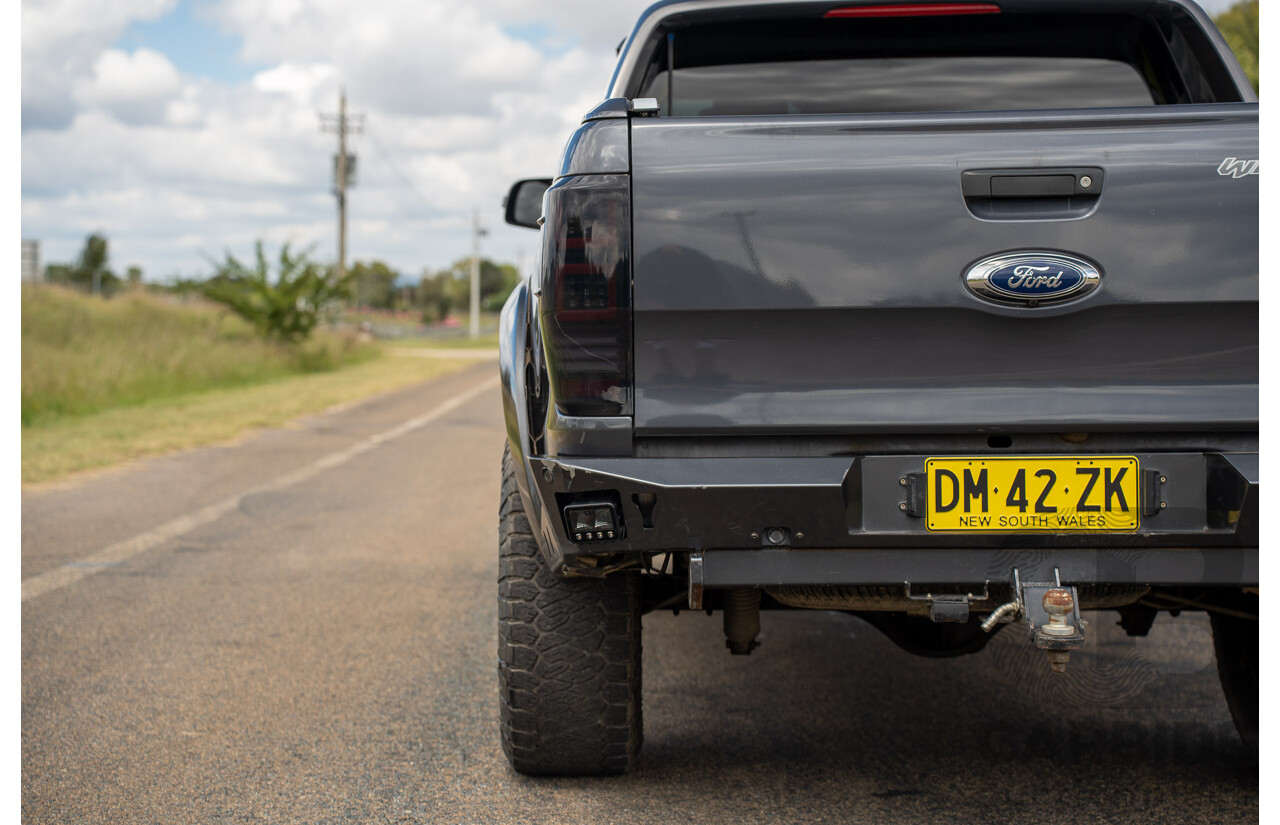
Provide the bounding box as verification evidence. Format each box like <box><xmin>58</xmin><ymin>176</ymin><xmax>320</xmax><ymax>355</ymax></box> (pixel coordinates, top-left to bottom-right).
<box><xmin>22</xmin><ymin>345</ymin><xmax>480</xmax><ymax>486</ymax></box>
<box><xmin>22</xmin><ymin>285</ymin><xmax>379</xmax><ymax>426</ymax></box>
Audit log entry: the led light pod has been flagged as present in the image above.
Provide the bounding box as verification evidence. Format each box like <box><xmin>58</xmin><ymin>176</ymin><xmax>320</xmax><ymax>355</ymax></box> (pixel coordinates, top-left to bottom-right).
<box><xmin>562</xmin><ymin>501</ymin><xmax>624</xmax><ymax>542</ymax></box>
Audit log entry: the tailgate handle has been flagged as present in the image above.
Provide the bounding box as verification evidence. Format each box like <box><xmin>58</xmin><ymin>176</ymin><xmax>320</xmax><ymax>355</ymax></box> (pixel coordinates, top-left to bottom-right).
<box><xmin>962</xmin><ymin>167</ymin><xmax>1104</xmax><ymax>220</ymax></box>
<box><xmin>962</xmin><ymin>168</ymin><xmax>1103</xmax><ymax>199</ymax></box>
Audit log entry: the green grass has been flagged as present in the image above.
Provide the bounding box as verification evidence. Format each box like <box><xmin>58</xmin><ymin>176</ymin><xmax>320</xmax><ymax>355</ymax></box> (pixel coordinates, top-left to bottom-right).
<box><xmin>22</xmin><ymin>354</ymin><xmax>475</xmax><ymax>485</ymax></box>
<box><xmin>21</xmin><ymin>285</ymin><xmax>493</xmax><ymax>484</ymax></box>
<box><xmin>22</xmin><ymin>285</ymin><xmax>378</xmax><ymax>427</ymax></box>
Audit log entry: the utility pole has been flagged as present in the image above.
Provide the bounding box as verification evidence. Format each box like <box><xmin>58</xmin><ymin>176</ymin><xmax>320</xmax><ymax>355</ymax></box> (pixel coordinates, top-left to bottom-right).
<box><xmin>319</xmin><ymin>89</ymin><xmax>364</xmax><ymax>283</ymax></box>
<box><xmin>470</xmin><ymin>207</ymin><xmax>488</xmax><ymax>338</ymax></box>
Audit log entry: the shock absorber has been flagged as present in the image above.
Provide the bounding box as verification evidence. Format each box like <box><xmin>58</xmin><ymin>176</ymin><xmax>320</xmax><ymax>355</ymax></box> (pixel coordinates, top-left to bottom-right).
<box><xmin>723</xmin><ymin>588</ymin><xmax>761</xmax><ymax>655</ymax></box>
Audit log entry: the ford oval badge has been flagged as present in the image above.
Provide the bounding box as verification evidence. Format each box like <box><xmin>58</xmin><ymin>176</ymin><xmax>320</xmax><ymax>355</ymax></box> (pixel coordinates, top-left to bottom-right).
<box><xmin>964</xmin><ymin>252</ymin><xmax>1101</xmax><ymax>307</ymax></box>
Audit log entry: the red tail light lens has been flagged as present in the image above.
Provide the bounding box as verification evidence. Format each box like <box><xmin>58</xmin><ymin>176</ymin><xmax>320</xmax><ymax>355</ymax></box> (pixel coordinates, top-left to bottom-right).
<box><xmin>539</xmin><ymin>175</ymin><xmax>632</xmax><ymax>417</ymax></box>
<box><xmin>824</xmin><ymin>4</ymin><xmax>1000</xmax><ymax>17</ymax></box>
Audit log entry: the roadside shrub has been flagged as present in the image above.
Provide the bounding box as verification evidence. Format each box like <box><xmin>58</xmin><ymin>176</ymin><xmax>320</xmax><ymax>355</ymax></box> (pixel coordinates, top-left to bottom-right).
<box><xmin>201</xmin><ymin>242</ymin><xmax>351</xmax><ymax>343</ymax></box>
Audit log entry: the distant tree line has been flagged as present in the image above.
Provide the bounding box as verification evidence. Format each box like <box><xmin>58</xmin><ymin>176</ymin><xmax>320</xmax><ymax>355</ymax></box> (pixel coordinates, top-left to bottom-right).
<box><xmin>193</xmin><ymin>247</ymin><xmax>520</xmax><ymax>341</ymax></box>
<box><xmin>43</xmin><ymin>233</ymin><xmax>142</xmax><ymax>297</ymax></box>
<box><xmin>41</xmin><ymin>232</ymin><xmax>523</xmax><ymax>343</ymax></box>
<box><xmin>349</xmin><ymin>256</ymin><xmax>520</xmax><ymax>321</ymax></box>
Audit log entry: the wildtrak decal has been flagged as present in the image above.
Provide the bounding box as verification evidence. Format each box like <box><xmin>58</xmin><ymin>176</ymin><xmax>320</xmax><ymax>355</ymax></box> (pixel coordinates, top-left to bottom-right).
<box><xmin>1218</xmin><ymin>158</ymin><xmax>1259</xmax><ymax>178</ymax></box>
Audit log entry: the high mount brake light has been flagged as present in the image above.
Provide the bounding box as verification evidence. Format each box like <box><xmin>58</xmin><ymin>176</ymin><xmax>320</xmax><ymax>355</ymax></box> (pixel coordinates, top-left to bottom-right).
<box><xmin>824</xmin><ymin>4</ymin><xmax>1001</xmax><ymax>17</ymax></box>
<box><xmin>539</xmin><ymin>175</ymin><xmax>633</xmax><ymax>418</ymax></box>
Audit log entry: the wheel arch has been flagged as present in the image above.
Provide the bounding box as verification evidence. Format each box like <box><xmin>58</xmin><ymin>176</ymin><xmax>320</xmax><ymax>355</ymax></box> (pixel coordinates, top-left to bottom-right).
<box><xmin>499</xmin><ymin>277</ymin><xmax>550</xmax><ymax>559</ymax></box>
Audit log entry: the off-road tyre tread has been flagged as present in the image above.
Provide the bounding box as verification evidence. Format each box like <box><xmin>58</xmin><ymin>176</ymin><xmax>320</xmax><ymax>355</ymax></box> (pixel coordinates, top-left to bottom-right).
<box><xmin>498</xmin><ymin>444</ymin><xmax>642</xmax><ymax>775</ymax></box>
<box><xmin>1211</xmin><ymin>611</ymin><xmax>1258</xmax><ymax>753</ymax></box>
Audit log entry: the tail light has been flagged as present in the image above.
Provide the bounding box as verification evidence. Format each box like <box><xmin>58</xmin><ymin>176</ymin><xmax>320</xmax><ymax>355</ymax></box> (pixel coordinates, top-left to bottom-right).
<box><xmin>539</xmin><ymin>174</ymin><xmax>633</xmax><ymax>417</ymax></box>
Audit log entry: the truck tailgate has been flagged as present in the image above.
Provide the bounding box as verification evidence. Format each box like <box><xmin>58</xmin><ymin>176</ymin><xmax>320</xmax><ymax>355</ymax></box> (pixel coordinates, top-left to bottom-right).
<box><xmin>629</xmin><ymin>105</ymin><xmax>1258</xmax><ymax>435</ymax></box>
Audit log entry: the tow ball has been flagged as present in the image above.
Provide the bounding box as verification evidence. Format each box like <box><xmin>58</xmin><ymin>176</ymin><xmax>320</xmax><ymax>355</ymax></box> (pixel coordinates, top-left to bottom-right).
<box><xmin>981</xmin><ymin>568</ymin><xmax>1086</xmax><ymax>673</ymax></box>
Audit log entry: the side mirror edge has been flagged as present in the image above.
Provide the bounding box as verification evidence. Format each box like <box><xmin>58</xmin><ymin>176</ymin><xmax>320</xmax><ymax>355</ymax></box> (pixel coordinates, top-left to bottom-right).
<box><xmin>504</xmin><ymin>179</ymin><xmax>553</xmax><ymax>229</ymax></box>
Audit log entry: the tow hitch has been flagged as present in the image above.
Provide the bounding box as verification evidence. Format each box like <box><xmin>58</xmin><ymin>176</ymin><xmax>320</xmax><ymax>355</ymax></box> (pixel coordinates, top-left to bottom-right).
<box><xmin>981</xmin><ymin>568</ymin><xmax>1086</xmax><ymax>673</ymax></box>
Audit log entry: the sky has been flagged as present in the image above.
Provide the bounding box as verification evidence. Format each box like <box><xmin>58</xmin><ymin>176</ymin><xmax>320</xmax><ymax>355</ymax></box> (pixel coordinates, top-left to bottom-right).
<box><xmin>21</xmin><ymin>0</ymin><xmax>655</xmax><ymax>282</ymax></box>
<box><xmin>20</xmin><ymin>0</ymin><xmax>1250</xmax><ymax>283</ymax></box>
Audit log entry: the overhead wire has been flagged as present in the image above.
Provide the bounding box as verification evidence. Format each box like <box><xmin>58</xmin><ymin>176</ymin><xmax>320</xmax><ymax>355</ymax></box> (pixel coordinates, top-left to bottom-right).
<box><xmin>362</xmin><ymin>126</ymin><xmax>440</xmax><ymax>214</ymax></box>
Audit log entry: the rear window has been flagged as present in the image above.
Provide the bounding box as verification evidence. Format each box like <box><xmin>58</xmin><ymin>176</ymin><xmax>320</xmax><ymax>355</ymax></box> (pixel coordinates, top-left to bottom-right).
<box><xmin>631</xmin><ymin>8</ymin><xmax>1243</xmax><ymax>116</ymax></box>
<box><xmin>644</xmin><ymin>57</ymin><xmax>1154</xmax><ymax>115</ymax></box>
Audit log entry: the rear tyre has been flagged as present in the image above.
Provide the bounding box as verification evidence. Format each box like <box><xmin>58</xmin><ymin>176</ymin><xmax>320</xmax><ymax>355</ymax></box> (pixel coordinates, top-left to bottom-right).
<box><xmin>498</xmin><ymin>444</ymin><xmax>642</xmax><ymax>775</ymax></box>
<box><xmin>1211</xmin><ymin>611</ymin><xmax>1258</xmax><ymax>753</ymax></box>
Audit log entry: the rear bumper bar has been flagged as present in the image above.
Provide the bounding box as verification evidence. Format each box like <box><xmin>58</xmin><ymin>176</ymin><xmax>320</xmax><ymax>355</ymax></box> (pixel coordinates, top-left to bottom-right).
<box><xmin>526</xmin><ymin>452</ymin><xmax>1257</xmax><ymax>581</ymax></box>
<box><xmin>692</xmin><ymin>546</ymin><xmax>1256</xmax><ymax>589</ymax></box>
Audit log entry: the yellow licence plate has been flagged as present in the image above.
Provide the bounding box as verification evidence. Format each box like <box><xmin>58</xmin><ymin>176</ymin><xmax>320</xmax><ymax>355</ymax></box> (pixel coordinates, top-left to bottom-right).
<box><xmin>925</xmin><ymin>456</ymin><xmax>1139</xmax><ymax>532</ymax></box>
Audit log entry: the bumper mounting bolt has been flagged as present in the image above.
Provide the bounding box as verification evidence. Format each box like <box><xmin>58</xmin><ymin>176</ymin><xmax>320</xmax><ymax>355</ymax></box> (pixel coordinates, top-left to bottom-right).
<box><xmin>1046</xmin><ymin>650</ymin><xmax>1071</xmax><ymax>673</ymax></box>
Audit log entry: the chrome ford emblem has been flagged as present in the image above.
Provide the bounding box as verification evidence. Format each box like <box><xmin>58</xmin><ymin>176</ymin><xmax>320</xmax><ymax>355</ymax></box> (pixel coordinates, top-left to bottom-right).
<box><xmin>965</xmin><ymin>251</ymin><xmax>1101</xmax><ymax>307</ymax></box>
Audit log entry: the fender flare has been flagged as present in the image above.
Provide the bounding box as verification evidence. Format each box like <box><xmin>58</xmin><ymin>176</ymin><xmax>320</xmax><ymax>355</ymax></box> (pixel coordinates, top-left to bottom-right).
<box><xmin>498</xmin><ymin>278</ymin><xmax>553</xmax><ymax>560</ymax></box>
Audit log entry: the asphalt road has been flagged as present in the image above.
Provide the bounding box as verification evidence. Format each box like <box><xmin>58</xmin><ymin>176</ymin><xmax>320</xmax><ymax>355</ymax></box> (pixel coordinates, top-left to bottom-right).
<box><xmin>22</xmin><ymin>361</ymin><xmax>1257</xmax><ymax>824</ymax></box>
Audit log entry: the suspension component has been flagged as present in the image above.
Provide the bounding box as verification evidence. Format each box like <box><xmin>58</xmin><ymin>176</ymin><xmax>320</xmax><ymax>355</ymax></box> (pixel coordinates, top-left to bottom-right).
<box><xmin>723</xmin><ymin>588</ymin><xmax>761</xmax><ymax>655</ymax></box>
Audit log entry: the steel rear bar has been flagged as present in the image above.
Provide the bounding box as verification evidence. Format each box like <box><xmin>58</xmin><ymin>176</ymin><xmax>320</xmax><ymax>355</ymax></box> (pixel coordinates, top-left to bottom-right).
<box><xmin>530</xmin><ymin>452</ymin><xmax>1257</xmax><ymax>560</ymax></box>
<box><xmin>690</xmin><ymin>546</ymin><xmax>1257</xmax><ymax>589</ymax></box>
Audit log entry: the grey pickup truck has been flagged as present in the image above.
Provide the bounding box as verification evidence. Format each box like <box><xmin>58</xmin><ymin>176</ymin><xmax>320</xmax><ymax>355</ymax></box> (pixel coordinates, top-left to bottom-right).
<box><xmin>497</xmin><ymin>0</ymin><xmax>1258</xmax><ymax>775</ymax></box>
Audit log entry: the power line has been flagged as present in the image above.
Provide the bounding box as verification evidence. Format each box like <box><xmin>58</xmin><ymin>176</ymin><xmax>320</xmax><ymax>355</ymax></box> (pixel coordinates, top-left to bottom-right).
<box><xmin>367</xmin><ymin>126</ymin><xmax>487</xmax><ymax>338</ymax></box>
<box><xmin>364</xmin><ymin>127</ymin><xmax>439</xmax><ymax>215</ymax></box>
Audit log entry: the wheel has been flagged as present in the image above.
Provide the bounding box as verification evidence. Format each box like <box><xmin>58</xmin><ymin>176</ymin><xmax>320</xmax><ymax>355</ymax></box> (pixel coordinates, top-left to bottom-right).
<box><xmin>497</xmin><ymin>444</ymin><xmax>642</xmax><ymax>775</ymax></box>
<box><xmin>1211</xmin><ymin>610</ymin><xmax>1258</xmax><ymax>753</ymax></box>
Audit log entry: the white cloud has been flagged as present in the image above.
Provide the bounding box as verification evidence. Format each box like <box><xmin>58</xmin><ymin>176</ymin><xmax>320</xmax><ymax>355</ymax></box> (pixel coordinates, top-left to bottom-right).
<box><xmin>214</xmin><ymin>0</ymin><xmax>562</xmax><ymax>117</ymax></box>
<box><xmin>73</xmin><ymin>48</ymin><xmax>183</xmax><ymax>125</ymax></box>
<box><xmin>21</xmin><ymin>0</ymin><xmax>177</xmax><ymax>129</ymax></box>
<box><xmin>21</xmin><ymin>0</ymin><xmax>174</xmax><ymax>53</ymax></box>
<box><xmin>252</xmin><ymin>62</ymin><xmax>337</xmax><ymax>105</ymax></box>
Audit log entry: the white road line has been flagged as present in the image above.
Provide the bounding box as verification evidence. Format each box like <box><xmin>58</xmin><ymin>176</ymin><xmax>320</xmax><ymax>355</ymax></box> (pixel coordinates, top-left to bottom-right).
<box><xmin>21</xmin><ymin>375</ymin><xmax>500</xmax><ymax>604</ymax></box>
